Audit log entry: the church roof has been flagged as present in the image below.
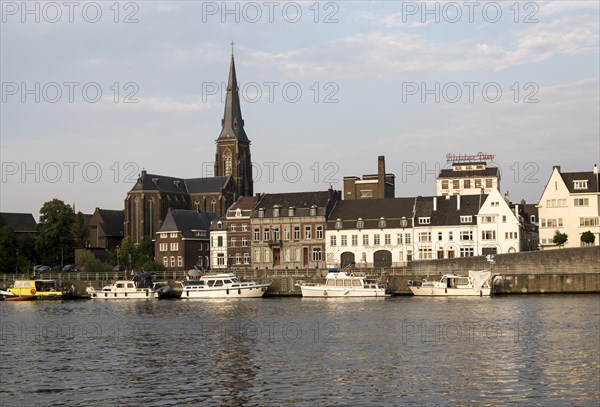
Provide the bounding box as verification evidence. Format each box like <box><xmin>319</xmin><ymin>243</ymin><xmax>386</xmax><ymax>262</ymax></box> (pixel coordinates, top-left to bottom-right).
<box><xmin>0</xmin><ymin>212</ymin><xmax>37</xmax><ymax>233</ymax></box>
<box><xmin>94</xmin><ymin>209</ymin><xmax>125</xmax><ymax>237</ymax></box>
<box><xmin>186</xmin><ymin>176</ymin><xmax>231</xmax><ymax>194</ymax></box>
<box><xmin>129</xmin><ymin>171</ymin><xmax>230</xmax><ymax>195</ymax></box>
<box><xmin>217</xmin><ymin>53</ymin><xmax>249</xmax><ymax>142</ymax></box>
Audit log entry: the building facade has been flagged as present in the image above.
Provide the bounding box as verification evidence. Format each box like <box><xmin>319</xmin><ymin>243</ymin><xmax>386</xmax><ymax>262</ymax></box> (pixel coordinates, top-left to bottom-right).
<box><xmin>343</xmin><ymin>156</ymin><xmax>395</xmax><ymax>200</ymax></box>
<box><xmin>436</xmin><ymin>161</ymin><xmax>500</xmax><ymax>196</ymax></box>
<box><xmin>537</xmin><ymin>165</ymin><xmax>600</xmax><ymax>249</ymax></box>
<box><xmin>83</xmin><ymin>208</ymin><xmax>124</xmax><ymax>251</ymax></box>
<box><xmin>250</xmin><ymin>189</ymin><xmax>341</xmax><ymax>269</ymax></box>
<box><xmin>210</xmin><ymin>215</ymin><xmax>228</xmax><ymax>269</ymax></box>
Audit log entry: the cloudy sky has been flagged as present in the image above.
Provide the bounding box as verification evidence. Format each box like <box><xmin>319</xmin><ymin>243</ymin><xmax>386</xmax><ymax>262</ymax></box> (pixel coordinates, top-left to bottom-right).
<box><xmin>1</xmin><ymin>0</ymin><xmax>598</xmax><ymax>218</ymax></box>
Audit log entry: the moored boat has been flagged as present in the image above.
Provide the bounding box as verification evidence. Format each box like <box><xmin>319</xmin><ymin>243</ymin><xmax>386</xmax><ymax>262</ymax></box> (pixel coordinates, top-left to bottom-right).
<box><xmin>180</xmin><ymin>272</ymin><xmax>270</xmax><ymax>299</ymax></box>
<box><xmin>6</xmin><ymin>279</ymin><xmax>66</xmax><ymax>300</ymax></box>
<box><xmin>88</xmin><ymin>273</ymin><xmax>158</xmax><ymax>299</ymax></box>
<box><xmin>408</xmin><ymin>269</ymin><xmax>493</xmax><ymax>296</ymax></box>
<box><xmin>296</xmin><ymin>269</ymin><xmax>388</xmax><ymax>297</ymax></box>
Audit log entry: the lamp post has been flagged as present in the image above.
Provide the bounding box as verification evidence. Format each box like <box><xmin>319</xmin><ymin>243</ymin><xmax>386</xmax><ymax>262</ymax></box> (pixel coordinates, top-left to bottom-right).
<box><xmin>116</xmin><ymin>245</ymin><xmax>120</xmax><ymax>268</ymax></box>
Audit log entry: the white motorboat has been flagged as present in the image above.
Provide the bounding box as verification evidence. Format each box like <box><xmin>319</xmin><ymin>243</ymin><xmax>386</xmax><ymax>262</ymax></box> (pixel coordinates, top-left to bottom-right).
<box><xmin>87</xmin><ymin>279</ymin><xmax>157</xmax><ymax>299</ymax></box>
<box><xmin>180</xmin><ymin>273</ymin><xmax>270</xmax><ymax>299</ymax></box>
<box><xmin>296</xmin><ymin>269</ymin><xmax>388</xmax><ymax>297</ymax></box>
<box><xmin>408</xmin><ymin>269</ymin><xmax>493</xmax><ymax>296</ymax></box>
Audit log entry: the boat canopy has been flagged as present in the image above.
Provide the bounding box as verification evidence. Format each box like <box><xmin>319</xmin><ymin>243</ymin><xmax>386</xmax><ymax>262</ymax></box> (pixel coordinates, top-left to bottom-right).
<box><xmin>468</xmin><ymin>270</ymin><xmax>492</xmax><ymax>289</ymax></box>
<box><xmin>328</xmin><ymin>268</ymin><xmax>341</xmax><ymax>273</ymax></box>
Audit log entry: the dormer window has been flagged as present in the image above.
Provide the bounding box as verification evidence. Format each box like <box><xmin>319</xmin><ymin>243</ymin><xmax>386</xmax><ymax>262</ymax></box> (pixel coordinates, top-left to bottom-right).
<box><xmin>273</xmin><ymin>206</ymin><xmax>280</xmax><ymax>218</ymax></box>
<box><xmin>310</xmin><ymin>205</ymin><xmax>317</xmax><ymax>216</ymax></box>
<box><xmin>378</xmin><ymin>217</ymin><xmax>386</xmax><ymax>228</ymax></box>
<box><xmin>288</xmin><ymin>207</ymin><xmax>295</xmax><ymax>217</ymax></box>
<box><xmin>573</xmin><ymin>180</ymin><xmax>588</xmax><ymax>190</ymax></box>
<box><xmin>235</xmin><ymin>208</ymin><xmax>242</xmax><ymax>217</ymax></box>
<box><xmin>356</xmin><ymin>218</ymin><xmax>364</xmax><ymax>229</ymax></box>
<box><xmin>335</xmin><ymin>218</ymin><xmax>343</xmax><ymax>230</ymax></box>
<box><xmin>258</xmin><ymin>208</ymin><xmax>265</xmax><ymax>218</ymax></box>
<box><xmin>418</xmin><ymin>217</ymin><xmax>430</xmax><ymax>225</ymax></box>
<box><xmin>217</xmin><ymin>221</ymin><xmax>222</xmax><ymax>229</ymax></box>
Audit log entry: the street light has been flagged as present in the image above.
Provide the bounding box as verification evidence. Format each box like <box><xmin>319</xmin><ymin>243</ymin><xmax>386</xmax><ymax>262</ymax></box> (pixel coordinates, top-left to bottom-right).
<box><xmin>400</xmin><ymin>216</ymin><xmax>408</xmax><ymax>229</ymax></box>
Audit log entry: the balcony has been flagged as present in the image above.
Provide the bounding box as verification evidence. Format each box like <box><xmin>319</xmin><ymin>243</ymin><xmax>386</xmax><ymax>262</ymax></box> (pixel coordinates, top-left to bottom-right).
<box><xmin>267</xmin><ymin>239</ymin><xmax>282</xmax><ymax>247</ymax></box>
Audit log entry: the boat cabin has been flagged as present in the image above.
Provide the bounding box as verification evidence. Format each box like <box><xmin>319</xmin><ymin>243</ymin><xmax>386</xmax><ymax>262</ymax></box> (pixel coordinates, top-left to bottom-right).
<box><xmin>440</xmin><ymin>276</ymin><xmax>470</xmax><ymax>288</ymax></box>
<box><xmin>8</xmin><ymin>279</ymin><xmax>62</xmax><ymax>297</ymax></box>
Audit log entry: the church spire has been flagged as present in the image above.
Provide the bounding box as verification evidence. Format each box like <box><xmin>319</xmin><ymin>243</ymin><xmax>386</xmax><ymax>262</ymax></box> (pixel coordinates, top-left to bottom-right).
<box><xmin>218</xmin><ymin>46</ymin><xmax>249</xmax><ymax>142</ymax></box>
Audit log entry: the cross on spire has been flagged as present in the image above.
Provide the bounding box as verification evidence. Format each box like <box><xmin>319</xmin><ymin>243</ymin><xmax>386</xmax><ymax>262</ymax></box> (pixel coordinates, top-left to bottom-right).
<box><xmin>230</xmin><ymin>41</ymin><xmax>235</xmax><ymax>55</ymax></box>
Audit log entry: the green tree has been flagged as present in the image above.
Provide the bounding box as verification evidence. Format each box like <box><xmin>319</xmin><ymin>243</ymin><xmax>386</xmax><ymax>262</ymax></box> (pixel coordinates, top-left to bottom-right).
<box><xmin>72</xmin><ymin>211</ymin><xmax>87</xmax><ymax>248</ymax></box>
<box><xmin>0</xmin><ymin>218</ymin><xmax>18</xmax><ymax>273</ymax></box>
<box><xmin>552</xmin><ymin>230</ymin><xmax>568</xmax><ymax>247</ymax></box>
<box><xmin>80</xmin><ymin>251</ymin><xmax>110</xmax><ymax>273</ymax></box>
<box><xmin>581</xmin><ymin>230</ymin><xmax>596</xmax><ymax>245</ymax></box>
<box><xmin>117</xmin><ymin>237</ymin><xmax>136</xmax><ymax>269</ymax></box>
<box><xmin>36</xmin><ymin>199</ymin><xmax>76</xmax><ymax>265</ymax></box>
<box><xmin>135</xmin><ymin>236</ymin><xmax>155</xmax><ymax>268</ymax></box>
<box><xmin>141</xmin><ymin>260</ymin><xmax>166</xmax><ymax>272</ymax></box>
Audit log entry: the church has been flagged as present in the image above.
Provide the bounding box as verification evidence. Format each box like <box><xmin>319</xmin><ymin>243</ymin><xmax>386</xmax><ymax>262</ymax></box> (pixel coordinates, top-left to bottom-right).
<box><xmin>123</xmin><ymin>52</ymin><xmax>253</xmax><ymax>243</ymax></box>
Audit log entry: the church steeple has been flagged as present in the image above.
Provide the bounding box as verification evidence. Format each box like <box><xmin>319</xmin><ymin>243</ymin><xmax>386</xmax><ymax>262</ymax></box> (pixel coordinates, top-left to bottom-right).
<box><xmin>214</xmin><ymin>45</ymin><xmax>253</xmax><ymax>198</ymax></box>
<box><xmin>218</xmin><ymin>49</ymin><xmax>249</xmax><ymax>142</ymax></box>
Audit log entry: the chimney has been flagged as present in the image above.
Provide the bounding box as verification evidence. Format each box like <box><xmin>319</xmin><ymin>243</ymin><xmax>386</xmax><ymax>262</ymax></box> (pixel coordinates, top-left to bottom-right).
<box><xmin>456</xmin><ymin>194</ymin><xmax>461</xmax><ymax>211</ymax></box>
<box><xmin>514</xmin><ymin>204</ymin><xmax>519</xmax><ymax>218</ymax></box>
<box><xmin>433</xmin><ymin>196</ymin><xmax>437</xmax><ymax>211</ymax></box>
<box><xmin>504</xmin><ymin>191</ymin><xmax>510</xmax><ymax>204</ymax></box>
<box><xmin>594</xmin><ymin>164</ymin><xmax>598</xmax><ymax>174</ymax></box>
<box><xmin>378</xmin><ymin>156</ymin><xmax>385</xmax><ymax>199</ymax></box>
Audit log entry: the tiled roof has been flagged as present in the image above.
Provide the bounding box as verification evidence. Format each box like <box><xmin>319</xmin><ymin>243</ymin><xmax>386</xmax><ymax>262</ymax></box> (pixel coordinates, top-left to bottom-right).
<box><xmin>560</xmin><ymin>171</ymin><xmax>599</xmax><ymax>193</ymax></box>
<box><xmin>230</xmin><ymin>196</ymin><xmax>259</xmax><ymax>210</ymax></box>
<box><xmin>252</xmin><ymin>191</ymin><xmax>335</xmax><ymax>218</ymax></box>
<box><xmin>415</xmin><ymin>195</ymin><xmax>482</xmax><ymax>226</ymax></box>
<box><xmin>186</xmin><ymin>176</ymin><xmax>230</xmax><ymax>194</ymax></box>
<box><xmin>0</xmin><ymin>212</ymin><xmax>37</xmax><ymax>233</ymax></box>
<box><xmin>438</xmin><ymin>167</ymin><xmax>499</xmax><ymax>179</ymax></box>
<box><xmin>210</xmin><ymin>214</ymin><xmax>228</xmax><ymax>231</ymax></box>
<box><xmin>129</xmin><ymin>172</ymin><xmax>230</xmax><ymax>195</ymax></box>
<box><xmin>326</xmin><ymin>198</ymin><xmax>415</xmax><ymax>230</ymax></box>
<box><xmin>96</xmin><ymin>209</ymin><xmax>124</xmax><ymax>237</ymax></box>
<box><xmin>159</xmin><ymin>210</ymin><xmax>217</xmax><ymax>238</ymax></box>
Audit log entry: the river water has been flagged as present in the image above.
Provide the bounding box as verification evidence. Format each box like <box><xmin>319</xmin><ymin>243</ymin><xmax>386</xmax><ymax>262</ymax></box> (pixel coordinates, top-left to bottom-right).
<box><xmin>1</xmin><ymin>295</ymin><xmax>598</xmax><ymax>406</ymax></box>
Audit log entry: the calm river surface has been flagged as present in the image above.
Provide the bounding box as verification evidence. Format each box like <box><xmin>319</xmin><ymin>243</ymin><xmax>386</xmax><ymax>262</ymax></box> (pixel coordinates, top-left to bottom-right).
<box><xmin>1</xmin><ymin>295</ymin><xmax>598</xmax><ymax>406</ymax></box>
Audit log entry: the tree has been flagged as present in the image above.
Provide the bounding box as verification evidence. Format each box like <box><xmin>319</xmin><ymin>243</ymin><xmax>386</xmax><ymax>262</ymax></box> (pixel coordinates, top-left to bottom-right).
<box><xmin>581</xmin><ymin>230</ymin><xmax>596</xmax><ymax>245</ymax></box>
<box><xmin>0</xmin><ymin>220</ymin><xmax>18</xmax><ymax>273</ymax></box>
<box><xmin>36</xmin><ymin>199</ymin><xmax>76</xmax><ymax>265</ymax></box>
<box><xmin>552</xmin><ymin>230</ymin><xmax>568</xmax><ymax>248</ymax></box>
<box><xmin>72</xmin><ymin>211</ymin><xmax>87</xmax><ymax>248</ymax></box>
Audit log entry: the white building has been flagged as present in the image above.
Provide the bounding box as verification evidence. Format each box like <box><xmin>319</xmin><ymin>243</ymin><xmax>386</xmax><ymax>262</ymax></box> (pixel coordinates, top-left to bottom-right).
<box><xmin>325</xmin><ymin>190</ymin><xmax>520</xmax><ymax>268</ymax></box>
<box><xmin>537</xmin><ymin>165</ymin><xmax>600</xmax><ymax>249</ymax></box>
<box><xmin>436</xmin><ymin>161</ymin><xmax>500</xmax><ymax>196</ymax></box>
<box><xmin>210</xmin><ymin>216</ymin><xmax>228</xmax><ymax>269</ymax></box>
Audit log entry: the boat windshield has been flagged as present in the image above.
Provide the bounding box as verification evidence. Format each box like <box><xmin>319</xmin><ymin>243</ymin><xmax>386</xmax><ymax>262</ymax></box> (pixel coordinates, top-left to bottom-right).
<box><xmin>213</xmin><ymin>280</ymin><xmax>223</xmax><ymax>287</ymax></box>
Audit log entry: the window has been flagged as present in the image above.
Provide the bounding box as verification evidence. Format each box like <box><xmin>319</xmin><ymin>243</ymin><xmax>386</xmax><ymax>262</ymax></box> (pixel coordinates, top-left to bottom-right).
<box><xmin>505</xmin><ymin>232</ymin><xmax>518</xmax><ymax>239</ymax></box>
<box><xmin>242</xmin><ymin>238</ymin><xmax>248</xmax><ymax>247</ymax></box>
<box><xmin>242</xmin><ymin>224</ymin><xmax>248</xmax><ymax>232</ymax></box>
<box><xmin>460</xmin><ymin>247</ymin><xmax>474</xmax><ymax>257</ymax></box>
<box><xmin>310</xmin><ymin>206</ymin><xmax>317</xmax><ymax>216</ymax></box>
<box><xmin>293</xmin><ymin>226</ymin><xmax>300</xmax><ymax>240</ymax></box>
<box><xmin>580</xmin><ymin>217</ymin><xmax>599</xmax><ymax>227</ymax></box>
<box><xmin>316</xmin><ymin>226</ymin><xmax>323</xmax><ymax>239</ymax></box>
<box><xmin>397</xmin><ymin>234</ymin><xmax>403</xmax><ymax>244</ymax></box>
<box><xmin>312</xmin><ymin>248</ymin><xmax>322</xmax><ymax>261</ymax></box>
<box><xmin>574</xmin><ymin>198</ymin><xmax>589</xmax><ymax>207</ymax></box>
<box><xmin>541</xmin><ymin>218</ymin><xmax>563</xmax><ymax>228</ymax></box>
<box><xmin>442</xmin><ymin>180</ymin><xmax>448</xmax><ymax>190</ymax></box>
<box><xmin>419</xmin><ymin>232</ymin><xmax>431</xmax><ymax>242</ymax></box>
<box><xmin>453</xmin><ymin>180</ymin><xmax>459</xmax><ymax>189</ymax></box>
<box><xmin>384</xmin><ymin>234</ymin><xmax>391</xmax><ymax>245</ymax></box>
<box><xmin>273</xmin><ymin>207</ymin><xmax>280</xmax><ymax>217</ymax></box>
<box><xmin>170</xmin><ymin>243</ymin><xmax>179</xmax><ymax>251</ymax></box>
<box><xmin>159</xmin><ymin>243</ymin><xmax>167</xmax><ymax>252</ymax></box>
<box><xmin>352</xmin><ymin>235</ymin><xmax>358</xmax><ymax>246</ymax></box>
<box><xmin>223</xmin><ymin>148</ymin><xmax>232</xmax><ymax>176</ymax></box>
<box><xmin>341</xmin><ymin>235</ymin><xmax>347</xmax><ymax>246</ymax></box>
<box><xmin>481</xmin><ymin>216</ymin><xmax>496</xmax><ymax>223</ymax></box>
<box><xmin>294</xmin><ymin>247</ymin><xmax>301</xmax><ymax>261</ymax></box>
<box><xmin>217</xmin><ymin>236</ymin><xmax>223</xmax><ymax>247</ymax></box>
<box><xmin>419</xmin><ymin>248</ymin><xmax>433</xmax><ymax>259</ymax></box>
<box><xmin>170</xmin><ymin>256</ymin><xmax>175</xmax><ymax>267</ymax></box>
<box><xmin>481</xmin><ymin>230</ymin><xmax>496</xmax><ymax>240</ymax></box>
<box><xmin>235</xmin><ymin>254</ymin><xmax>241</xmax><ymax>265</ymax></box>
<box><xmin>160</xmin><ymin>233</ymin><xmax>167</xmax><ymax>239</ymax></box>
<box><xmin>264</xmin><ymin>248</ymin><xmax>271</xmax><ymax>262</ymax></box>
<box><xmin>374</xmin><ymin>234</ymin><xmax>380</xmax><ymax>245</ymax></box>
<box><xmin>460</xmin><ymin>231</ymin><xmax>473</xmax><ymax>241</ymax></box>
<box><xmin>177</xmin><ymin>256</ymin><xmax>183</xmax><ymax>267</ymax></box>
<box><xmin>573</xmin><ymin>180</ymin><xmax>588</xmax><ymax>190</ymax></box>
<box><xmin>448</xmin><ymin>232</ymin><xmax>453</xmax><ymax>241</ymax></box>
<box><xmin>335</xmin><ymin>219</ymin><xmax>343</xmax><ymax>229</ymax></box>
<box><xmin>475</xmin><ymin>179</ymin><xmax>482</xmax><ymax>188</ymax></box>
<box><xmin>485</xmin><ymin>179</ymin><xmax>493</xmax><ymax>188</ymax></box>
<box><xmin>490</xmin><ymin>201</ymin><xmax>499</xmax><ymax>207</ymax></box>
<box><xmin>418</xmin><ymin>217</ymin><xmax>430</xmax><ymax>225</ymax></box>
<box><xmin>502</xmin><ymin>215</ymin><xmax>506</xmax><ymax>222</ymax></box>
<box><xmin>216</xmin><ymin>222</ymin><xmax>222</xmax><ymax>230</ymax></box>
<box><xmin>547</xmin><ymin>199</ymin><xmax>567</xmax><ymax>208</ymax></box>
<box><xmin>230</xmin><ymin>238</ymin><xmax>236</xmax><ymax>247</ymax></box>
<box><xmin>330</xmin><ymin>236</ymin><xmax>337</xmax><ymax>246</ymax></box>
<box><xmin>356</xmin><ymin>218</ymin><xmax>364</xmax><ymax>229</ymax></box>
<box><xmin>360</xmin><ymin>190</ymin><xmax>373</xmax><ymax>198</ymax></box>
<box><xmin>460</xmin><ymin>216</ymin><xmax>472</xmax><ymax>223</ymax></box>
<box><xmin>378</xmin><ymin>218</ymin><xmax>386</xmax><ymax>228</ymax></box>
<box><xmin>288</xmin><ymin>207</ymin><xmax>295</xmax><ymax>217</ymax></box>
<box><xmin>253</xmin><ymin>228</ymin><xmax>260</xmax><ymax>241</ymax></box>
<box><xmin>244</xmin><ymin>254</ymin><xmax>250</xmax><ymax>264</ymax></box>
<box><xmin>170</xmin><ymin>232</ymin><xmax>178</xmax><ymax>238</ymax></box>
<box><xmin>304</xmin><ymin>226</ymin><xmax>312</xmax><ymax>239</ymax></box>
<box><xmin>284</xmin><ymin>228</ymin><xmax>290</xmax><ymax>240</ymax></box>
<box><xmin>258</xmin><ymin>208</ymin><xmax>265</xmax><ymax>218</ymax></box>
<box><xmin>253</xmin><ymin>248</ymin><xmax>260</xmax><ymax>262</ymax></box>
<box><xmin>273</xmin><ymin>227</ymin><xmax>280</xmax><ymax>241</ymax></box>
<box><xmin>362</xmin><ymin>235</ymin><xmax>369</xmax><ymax>245</ymax></box>
<box><xmin>230</xmin><ymin>224</ymin><xmax>236</xmax><ymax>232</ymax></box>
<box><xmin>405</xmin><ymin>233</ymin><xmax>411</xmax><ymax>244</ymax></box>
<box><xmin>438</xmin><ymin>232</ymin><xmax>443</xmax><ymax>241</ymax></box>
<box><xmin>264</xmin><ymin>228</ymin><xmax>270</xmax><ymax>241</ymax></box>
<box><xmin>235</xmin><ymin>208</ymin><xmax>242</xmax><ymax>217</ymax></box>
<box><xmin>163</xmin><ymin>256</ymin><xmax>168</xmax><ymax>267</ymax></box>
<box><xmin>463</xmin><ymin>179</ymin><xmax>471</xmax><ymax>189</ymax></box>
<box><xmin>217</xmin><ymin>253</ymin><xmax>225</xmax><ymax>265</ymax></box>
<box><xmin>530</xmin><ymin>215</ymin><xmax>536</xmax><ymax>223</ymax></box>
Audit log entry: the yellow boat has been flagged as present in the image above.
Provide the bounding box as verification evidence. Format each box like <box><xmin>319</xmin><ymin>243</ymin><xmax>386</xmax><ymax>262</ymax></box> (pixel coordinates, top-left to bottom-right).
<box><xmin>7</xmin><ymin>279</ymin><xmax>65</xmax><ymax>299</ymax></box>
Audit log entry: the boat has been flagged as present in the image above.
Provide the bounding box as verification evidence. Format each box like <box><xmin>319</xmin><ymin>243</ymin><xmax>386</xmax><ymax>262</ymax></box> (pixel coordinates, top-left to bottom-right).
<box><xmin>180</xmin><ymin>273</ymin><xmax>270</xmax><ymax>298</ymax></box>
<box><xmin>87</xmin><ymin>273</ymin><xmax>157</xmax><ymax>299</ymax></box>
<box><xmin>153</xmin><ymin>281</ymin><xmax>181</xmax><ymax>299</ymax></box>
<box><xmin>408</xmin><ymin>269</ymin><xmax>493</xmax><ymax>296</ymax></box>
<box><xmin>6</xmin><ymin>279</ymin><xmax>66</xmax><ymax>300</ymax></box>
<box><xmin>296</xmin><ymin>269</ymin><xmax>388</xmax><ymax>297</ymax></box>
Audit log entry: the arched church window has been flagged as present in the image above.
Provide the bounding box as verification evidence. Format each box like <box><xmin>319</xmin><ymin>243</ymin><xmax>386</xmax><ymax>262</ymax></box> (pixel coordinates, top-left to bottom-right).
<box><xmin>223</xmin><ymin>149</ymin><xmax>232</xmax><ymax>176</ymax></box>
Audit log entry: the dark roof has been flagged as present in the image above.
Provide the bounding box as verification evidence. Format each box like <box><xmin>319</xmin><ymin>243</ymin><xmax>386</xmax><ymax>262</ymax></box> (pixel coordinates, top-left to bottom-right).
<box><xmin>560</xmin><ymin>171</ymin><xmax>599</xmax><ymax>193</ymax></box>
<box><xmin>326</xmin><ymin>198</ymin><xmax>415</xmax><ymax>230</ymax></box>
<box><xmin>96</xmin><ymin>209</ymin><xmax>124</xmax><ymax>237</ymax></box>
<box><xmin>438</xmin><ymin>167</ymin><xmax>499</xmax><ymax>179</ymax></box>
<box><xmin>186</xmin><ymin>176</ymin><xmax>230</xmax><ymax>194</ymax></box>
<box><xmin>217</xmin><ymin>54</ymin><xmax>249</xmax><ymax>142</ymax></box>
<box><xmin>415</xmin><ymin>195</ymin><xmax>483</xmax><ymax>226</ymax></box>
<box><xmin>252</xmin><ymin>191</ymin><xmax>335</xmax><ymax>218</ymax></box>
<box><xmin>230</xmin><ymin>196</ymin><xmax>259</xmax><ymax>210</ymax></box>
<box><xmin>159</xmin><ymin>210</ymin><xmax>217</xmax><ymax>238</ymax></box>
<box><xmin>210</xmin><ymin>214</ymin><xmax>227</xmax><ymax>231</ymax></box>
<box><xmin>0</xmin><ymin>212</ymin><xmax>37</xmax><ymax>233</ymax></box>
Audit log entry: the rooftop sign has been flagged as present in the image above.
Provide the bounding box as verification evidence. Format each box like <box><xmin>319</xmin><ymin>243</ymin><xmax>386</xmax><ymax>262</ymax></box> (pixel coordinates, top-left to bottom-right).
<box><xmin>446</xmin><ymin>152</ymin><xmax>495</xmax><ymax>163</ymax></box>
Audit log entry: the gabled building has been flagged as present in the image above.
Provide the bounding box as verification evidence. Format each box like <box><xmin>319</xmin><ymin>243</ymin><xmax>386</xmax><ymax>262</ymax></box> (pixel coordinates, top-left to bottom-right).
<box><xmin>210</xmin><ymin>215</ymin><xmax>228</xmax><ymax>269</ymax></box>
<box><xmin>83</xmin><ymin>208</ymin><xmax>124</xmax><ymax>251</ymax></box>
<box><xmin>224</xmin><ymin>195</ymin><xmax>260</xmax><ymax>268</ymax></box>
<box><xmin>155</xmin><ymin>209</ymin><xmax>216</xmax><ymax>270</ymax></box>
<box><xmin>123</xmin><ymin>51</ymin><xmax>253</xmax><ymax>243</ymax></box>
<box><xmin>250</xmin><ymin>189</ymin><xmax>341</xmax><ymax>269</ymax></box>
<box><xmin>537</xmin><ymin>165</ymin><xmax>600</xmax><ymax>249</ymax></box>
<box><xmin>437</xmin><ymin>161</ymin><xmax>500</xmax><ymax>196</ymax></box>
<box><xmin>0</xmin><ymin>212</ymin><xmax>37</xmax><ymax>236</ymax></box>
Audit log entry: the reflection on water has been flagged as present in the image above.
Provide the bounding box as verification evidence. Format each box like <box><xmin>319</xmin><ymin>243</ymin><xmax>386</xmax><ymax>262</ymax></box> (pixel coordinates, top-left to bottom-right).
<box><xmin>1</xmin><ymin>295</ymin><xmax>598</xmax><ymax>406</ymax></box>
